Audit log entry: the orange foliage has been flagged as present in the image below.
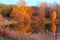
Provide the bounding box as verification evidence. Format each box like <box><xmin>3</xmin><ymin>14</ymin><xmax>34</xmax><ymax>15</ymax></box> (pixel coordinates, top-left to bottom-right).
<box><xmin>52</xmin><ymin>11</ymin><xmax>56</xmax><ymax>21</ymax></box>
<box><xmin>52</xmin><ymin>23</ymin><xmax>56</xmax><ymax>33</ymax></box>
<box><xmin>10</xmin><ymin>4</ymin><xmax>33</xmax><ymax>32</ymax></box>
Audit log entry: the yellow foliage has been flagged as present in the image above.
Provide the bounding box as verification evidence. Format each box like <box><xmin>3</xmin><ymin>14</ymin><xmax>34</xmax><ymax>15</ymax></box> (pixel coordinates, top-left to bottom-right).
<box><xmin>0</xmin><ymin>8</ymin><xmax>3</xmax><ymax>12</ymax></box>
<box><xmin>13</xmin><ymin>5</ymin><xmax>19</xmax><ymax>12</ymax></box>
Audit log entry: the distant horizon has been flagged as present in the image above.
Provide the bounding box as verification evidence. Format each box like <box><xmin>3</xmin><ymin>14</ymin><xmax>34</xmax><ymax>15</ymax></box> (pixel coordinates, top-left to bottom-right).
<box><xmin>0</xmin><ymin>0</ymin><xmax>60</xmax><ymax>6</ymax></box>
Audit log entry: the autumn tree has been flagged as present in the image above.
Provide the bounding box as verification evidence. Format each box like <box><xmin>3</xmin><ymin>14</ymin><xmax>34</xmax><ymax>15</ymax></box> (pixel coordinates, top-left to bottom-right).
<box><xmin>56</xmin><ymin>4</ymin><xmax>60</xmax><ymax>20</ymax></box>
<box><xmin>52</xmin><ymin>11</ymin><xmax>56</xmax><ymax>21</ymax></box>
<box><xmin>52</xmin><ymin>23</ymin><xmax>56</xmax><ymax>33</ymax></box>
<box><xmin>0</xmin><ymin>4</ymin><xmax>9</xmax><ymax>16</ymax></box>
<box><xmin>39</xmin><ymin>3</ymin><xmax>47</xmax><ymax>20</ymax></box>
<box><xmin>10</xmin><ymin>0</ymin><xmax>33</xmax><ymax>32</ymax></box>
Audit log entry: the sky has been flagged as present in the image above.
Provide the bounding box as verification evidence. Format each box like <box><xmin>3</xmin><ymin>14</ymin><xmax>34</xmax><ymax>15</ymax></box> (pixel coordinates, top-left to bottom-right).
<box><xmin>0</xmin><ymin>0</ymin><xmax>60</xmax><ymax>6</ymax></box>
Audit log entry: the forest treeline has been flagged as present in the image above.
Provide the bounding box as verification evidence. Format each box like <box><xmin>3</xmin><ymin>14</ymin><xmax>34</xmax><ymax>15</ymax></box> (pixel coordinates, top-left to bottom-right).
<box><xmin>0</xmin><ymin>2</ymin><xmax>60</xmax><ymax>32</ymax></box>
